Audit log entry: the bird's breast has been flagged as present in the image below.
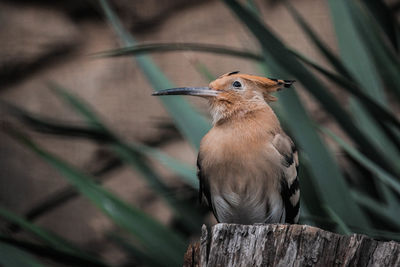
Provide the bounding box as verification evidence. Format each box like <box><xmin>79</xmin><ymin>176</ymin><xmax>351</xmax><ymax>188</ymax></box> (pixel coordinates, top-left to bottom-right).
<box><xmin>199</xmin><ymin>124</ymin><xmax>283</xmax><ymax>223</ymax></box>
<box><xmin>200</xmin><ymin>135</ymin><xmax>280</xmax><ymax>193</ymax></box>
<box><xmin>199</xmin><ymin>123</ymin><xmax>279</xmax><ymax>179</ymax></box>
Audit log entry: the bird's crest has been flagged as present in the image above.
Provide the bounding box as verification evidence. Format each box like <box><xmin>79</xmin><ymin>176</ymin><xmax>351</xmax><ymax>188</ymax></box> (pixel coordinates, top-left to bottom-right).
<box><xmin>218</xmin><ymin>71</ymin><xmax>295</xmax><ymax>102</ymax></box>
<box><xmin>218</xmin><ymin>71</ymin><xmax>240</xmax><ymax>78</ymax></box>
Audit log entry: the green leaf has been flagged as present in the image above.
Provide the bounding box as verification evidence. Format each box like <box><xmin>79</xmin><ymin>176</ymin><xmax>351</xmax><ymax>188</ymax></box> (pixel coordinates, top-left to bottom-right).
<box><xmin>191</xmin><ymin>61</ymin><xmax>216</xmax><ymax>82</ymax></box>
<box><xmin>0</xmin><ymin>207</ymin><xmax>105</xmax><ymax>266</ymax></box>
<box><xmin>222</xmin><ymin>0</ymin><xmax>397</xmax><ymax>177</ymax></box>
<box><xmin>3</xmin><ymin>100</ymin><xmax>198</xmax><ymax>189</ymax></box>
<box><xmin>90</xmin><ymin>38</ymin><xmax>400</xmax><ymax>134</ymax></box>
<box><xmin>301</xmin><ymin>212</ymin><xmax>400</xmax><ymax>240</ymax></box>
<box><xmin>324</xmin><ymin>206</ymin><xmax>352</xmax><ymax>235</ymax></box>
<box><xmin>0</xmin><ymin>241</ymin><xmax>44</xmax><ymax>267</ymax></box>
<box><xmin>92</xmin><ymin>43</ymin><xmax>263</xmax><ymax>61</ymax></box>
<box><xmin>355</xmin><ymin>228</ymin><xmax>400</xmax><ymax>241</ymax></box>
<box><xmin>88</xmin><ymin>16</ymin><xmax>399</xmax><ymax>137</ymax></box>
<box><xmin>361</xmin><ymin>0</ymin><xmax>400</xmax><ymax>51</ymax></box>
<box><xmin>130</xmin><ymin>143</ymin><xmax>198</xmax><ymax>188</ymax></box>
<box><xmin>91</xmin><ymin>35</ymin><xmax>399</xmax><ymax>136</ymax></box>
<box><xmin>223</xmin><ymin>0</ymin><xmax>371</xmax><ymax>229</ymax></box>
<box><xmin>304</xmin><ymin>211</ymin><xmax>400</xmax><ymax>240</ymax></box>
<box><xmin>6</xmin><ymin>128</ymin><xmax>186</xmax><ymax>267</ymax></box>
<box><xmin>283</xmin><ymin>1</ymin><xmax>352</xmax><ymax>79</ymax></box>
<box><xmin>94</xmin><ymin>38</ymin><xmax>396</xmax><ymax>137</ymax></box>
<box><xmin>48</xmin><ymin>83</ymin><xmax>106</xmax><ymax>131</ymax></box>
<box><xmin>0</xmin><ymin>236</ymin><xmax>109</xmax><ymax>267</ymax></box>
<box><xmin>47</xmin><ymin>84</ymin><xmax>202</xmax><ymax>230</ymax></box>
<box><xmin>111</xmin><ymin>144</ymin><xmax>202</xmax><ymax>231</ymax></box>
<box><xmin>287</xmin><ymin>53</ymin><xmax>400</xmax><ymax>130</ymax></box>
<box><xmin>322</xmin><ymin>128</ymin><xmax>400</xmax><ymax>196</ymax></box>
<box><xmin>350</xmin><ymin>190</ymin><xmax>400</xmax><ymax>230</ymax></box>
<box><xmin>98</xmin><ymin>0</ymin><xmax>211</xmax><ymax>150</ymax></box>
<box><xmin>327</xmin><ymin>0</ymin><xmax>400</xmax><ymax>207</ymax></box>
<box><xmin>280</xmin><ymin>2</ymin><xmax>400</xmax><ymax>178</ymax></box>
<box><xmin>349</xmin><ymin>99</ymin><xmax>400</xmax><ymax>205</ymax></box>
<box><xmin>3</xmin><ymin>99</ymin><xmax>202</xmax><ymax>232</ymax></box>
<box><xmin>276</xmin><ymin>0</ymin><xmax>400</xmax><ymax>144</ymax></box>
<box><xmin>323</xmin><ymin>125</ymin><xmax>400</xmax><ymax>218</ymax></box>
<box><xmin>341</xmin><ymin>0</ymin><xmax>400</xmax><ymax>100</ymax></box>
<box><xmin>327</xmin><ymin>0</ymin><xmax>384</xmax><ymax>101</ymax></box>
<box><xmin>296</xmin><ymin>155</ymin><xmax>330</xmax><ymax>229</ymax></box>
<box><xmin>285</xmin><ymin>0</ymin><xmax>399</xmax><ymax>157</ymax></box>
<box><xmin>327</xmin><ymin>0</ymin><xmax>400</xmax><ymax>176</ymax></box>
<box><xmin>277</xmin><ymin>83</ymin><xmax>370</xmax><ymax>227</ymax></box>
<box><xmin>283</xmin><ymin>0</ymin><xmax>400</xmax><ymax>140</ymax></box>
<box><xmin>0</xmin><ymin>206</ymin><xmax>73</xmax><ymax>251</ymax></box>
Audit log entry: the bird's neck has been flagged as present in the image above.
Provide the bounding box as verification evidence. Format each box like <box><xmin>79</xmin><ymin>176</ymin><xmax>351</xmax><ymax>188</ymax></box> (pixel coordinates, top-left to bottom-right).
<box><xmin>200</xmin><ymin>103</ymin><xmax>282</xmax><ymax>166</ymax></box>
<box><xmin>209</xmin><ymin>100</ymin><xmax>281</xmax><ymax>133</ymax></box>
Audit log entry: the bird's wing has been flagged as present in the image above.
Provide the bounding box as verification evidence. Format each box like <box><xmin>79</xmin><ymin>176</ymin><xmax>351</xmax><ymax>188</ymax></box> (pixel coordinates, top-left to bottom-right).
<box><xmin>271</xmin><ymin>133</ymin><xmax>300</xmax><ymax>223</ymax></box>
<box><xmin>197</xmin><ymin>154</ymin><xmax>219</xmax><ymax>222</ymax></box>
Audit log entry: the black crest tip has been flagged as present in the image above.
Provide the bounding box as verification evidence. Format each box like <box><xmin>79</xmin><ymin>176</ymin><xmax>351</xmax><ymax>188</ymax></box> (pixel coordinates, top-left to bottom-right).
<box><xmin>227</xmin><ymin>71</ymin><xmax>240</xmax><ymax>76</ymax></box>
<box><xmin>283</xmin><ymin>80</ymin><xmax>296</xmax><ymax>88</ymax></box>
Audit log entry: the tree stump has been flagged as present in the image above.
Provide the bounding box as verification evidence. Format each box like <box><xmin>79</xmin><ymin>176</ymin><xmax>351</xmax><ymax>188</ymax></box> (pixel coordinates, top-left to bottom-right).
<box><xmin>183</xmin><ymin>223</ymin><xmax>400</xmax><ymax>267</ymax></box>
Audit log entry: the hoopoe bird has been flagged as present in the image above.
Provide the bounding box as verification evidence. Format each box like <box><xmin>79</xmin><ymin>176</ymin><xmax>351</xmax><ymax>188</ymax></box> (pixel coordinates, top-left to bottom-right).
<box><xmin>153</xmin><ymin>71</ymin><xmax>299</xmax><ymax>224</ymax></box>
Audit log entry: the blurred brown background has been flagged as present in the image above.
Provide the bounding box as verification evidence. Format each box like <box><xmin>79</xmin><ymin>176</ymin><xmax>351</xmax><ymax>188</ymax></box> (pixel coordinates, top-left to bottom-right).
<box><xmin>0</xmin><ymin>0</ymin><xmax>354</xmax><ymax>264</ymax></box>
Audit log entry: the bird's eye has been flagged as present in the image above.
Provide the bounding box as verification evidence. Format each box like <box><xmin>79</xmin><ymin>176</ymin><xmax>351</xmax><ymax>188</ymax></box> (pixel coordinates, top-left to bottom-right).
<box><xmin>232</xmin><ymin>81</ymin><xmax>242</xmax><ymax>88</ymax></box>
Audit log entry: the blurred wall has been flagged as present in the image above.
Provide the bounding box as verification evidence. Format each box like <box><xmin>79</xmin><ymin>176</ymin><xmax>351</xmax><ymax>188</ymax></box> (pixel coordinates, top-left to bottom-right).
<box><xmin>0</xmin><ymin>0</ymin><xmax>337</xmax><ymax>264</ymax></box>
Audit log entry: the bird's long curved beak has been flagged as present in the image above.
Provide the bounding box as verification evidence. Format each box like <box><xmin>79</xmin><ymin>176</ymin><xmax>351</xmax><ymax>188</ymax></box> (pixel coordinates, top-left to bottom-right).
<box><xmin>152</xmin><ymin>87</ymin><xmax>219</xmax><ymax>97</ymax></box>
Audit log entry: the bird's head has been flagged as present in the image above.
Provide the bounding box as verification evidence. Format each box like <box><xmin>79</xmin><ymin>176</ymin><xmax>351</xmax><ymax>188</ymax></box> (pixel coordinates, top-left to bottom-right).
<box><xmin>153</xmin><ymin>71</ymin><xmax>295</xmax><ymax>124</ymax></box>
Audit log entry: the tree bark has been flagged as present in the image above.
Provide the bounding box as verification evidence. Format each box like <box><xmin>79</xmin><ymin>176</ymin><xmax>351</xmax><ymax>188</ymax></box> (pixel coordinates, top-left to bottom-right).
<box><xmin>183</xmin><ymin>223</ymin><xmax>400</xmax><ymax>267</ymax></box>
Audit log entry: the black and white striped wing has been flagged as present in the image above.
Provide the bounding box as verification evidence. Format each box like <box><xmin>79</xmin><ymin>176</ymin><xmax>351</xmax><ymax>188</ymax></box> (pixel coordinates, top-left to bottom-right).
<box><xmin>197</xmin><ymin>154</ymin><xmax>219</xmax><ymax>222</ymax></box>
<box><xmin>272</xmin><ymin>133</ymin><xmax>300</xmax><ymax>224</ymax></box>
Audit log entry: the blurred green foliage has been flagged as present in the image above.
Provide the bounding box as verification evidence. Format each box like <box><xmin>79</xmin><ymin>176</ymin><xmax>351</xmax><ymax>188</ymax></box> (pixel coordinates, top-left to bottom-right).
<box><xmin>1</xmin><ymin>0</ymin><xmax>400</xmax><ymax>266</ymax></box>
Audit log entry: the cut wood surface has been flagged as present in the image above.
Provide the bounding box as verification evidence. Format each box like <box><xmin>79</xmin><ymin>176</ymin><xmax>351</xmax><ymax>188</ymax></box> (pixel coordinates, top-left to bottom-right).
<box><xmin>183</xmin><ymin>223</ymin><xmax>400</xmax><ymax>267</ymax></box>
